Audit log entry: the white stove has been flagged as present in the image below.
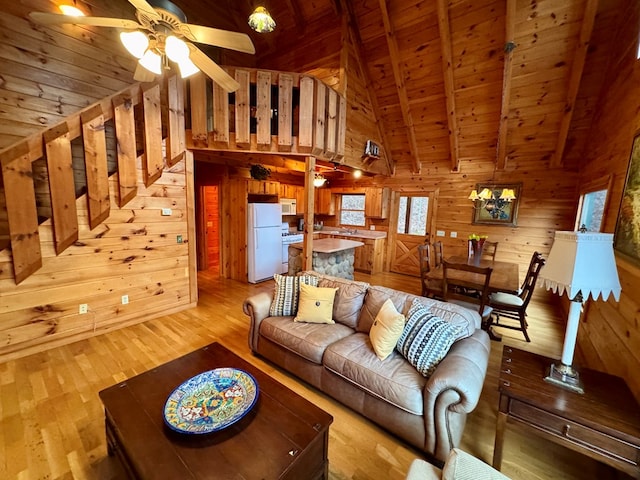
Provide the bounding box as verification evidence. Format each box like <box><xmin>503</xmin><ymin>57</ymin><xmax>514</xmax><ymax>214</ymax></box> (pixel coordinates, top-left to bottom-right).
<box><xmin>281</xmin><ymin>223</ymin><xmax>304</xmax><ymax>273</ymax></box>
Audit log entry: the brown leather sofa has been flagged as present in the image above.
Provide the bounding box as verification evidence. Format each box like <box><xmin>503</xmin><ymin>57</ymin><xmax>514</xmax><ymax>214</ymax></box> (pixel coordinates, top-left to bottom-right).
<box><xmin>242</xmin><ymin>273</ymin><xmax>491</xmax><ymax>463</ymax></box>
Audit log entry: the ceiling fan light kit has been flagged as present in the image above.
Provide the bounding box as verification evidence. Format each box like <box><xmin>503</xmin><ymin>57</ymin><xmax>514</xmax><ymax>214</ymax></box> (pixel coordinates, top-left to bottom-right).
<box><xmin>30</xmin><ymin>0</ymin><xmax>256</xmax><ymax>92</ymax></box>
<box><xmin>58</xmin><ymin>4</ymin><xmax>85</xmax><ymax>16</ymax></box>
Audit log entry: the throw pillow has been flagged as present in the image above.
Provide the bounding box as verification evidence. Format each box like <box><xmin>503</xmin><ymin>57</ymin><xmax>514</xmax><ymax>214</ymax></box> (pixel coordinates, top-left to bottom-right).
<box><xmin>396</xmin><ymin>298</ymin><xmax>461</xmax><ymax>377</ymax></box>
<box><xmin>369</xmin><ymin>298</ymin><xmax>405</xmax><ymax>360</ymax></box>
<box><xmin>269</xmin><ymin>274</ymin><xmax>318</xmax><ymax>317</ymax></box>
<box><xmin>294</xmin><ymin>283</ymin><xmax>338</xmax><ymax>324</ymax></box>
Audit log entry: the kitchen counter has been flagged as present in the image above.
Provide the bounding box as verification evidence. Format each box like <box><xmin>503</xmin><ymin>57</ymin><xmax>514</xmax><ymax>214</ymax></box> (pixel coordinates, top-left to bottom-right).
<box><xmin>289</xmin><ymin>238</ymin><xmax>364</xmax><ymax>253</ymax></box>
<box><xmin>287</xmin><ymin>239</ymin><xmax>364</xmax><ymax>279</ymax></box>
<box><xmin>317</xmin><ymin>229</ymin><xmax>387</xmax><ymax>240</ymax></box>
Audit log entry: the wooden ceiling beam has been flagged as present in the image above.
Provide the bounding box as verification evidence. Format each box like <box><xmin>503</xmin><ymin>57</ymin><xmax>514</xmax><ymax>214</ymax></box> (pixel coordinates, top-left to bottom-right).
<box><xmin>551</xmin><ymin>0</ymin><xmax>598</xmax><ymax>169</ymax></box>
<box><xmin>496</xmin><ymin>0</ymin><xmax>516</xmax><ymax>170</ymax></box>
<box><xmin>342</xmin><ymin>0</ymin><xmax>395</xmax><ymax>176</ymax></box>
<box><xmin>378</xmin><ymin>0</ymin><xmax>422</xmax><ymax>174</ymax></box>
<box><xmin>283</xmin><ymin>0</ymin><xmax>307</xmax><ymax>36</ymax></box>
<box><xmin>436</xmin><ymin>0</ymin><xmax>461</xmax><ymax>173</ymax></box>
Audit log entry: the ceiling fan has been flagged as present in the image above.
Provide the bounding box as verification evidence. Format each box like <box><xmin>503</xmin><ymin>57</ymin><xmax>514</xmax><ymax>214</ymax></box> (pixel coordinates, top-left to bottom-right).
<box><xmin>29</xmin><ymin>0</ymin><xmax>255</xmax><ymax>92</ymax></box>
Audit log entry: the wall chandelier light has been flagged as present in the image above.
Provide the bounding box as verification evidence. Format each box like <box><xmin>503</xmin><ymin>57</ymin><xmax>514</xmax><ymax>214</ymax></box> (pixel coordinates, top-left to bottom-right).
<box><xmin>469</xmin><ymin>186</ymin><xmax>516</xmax><ymax>219</ymax></box>
<box><xmin>248</xmin><ymin>6</ymin><xmax>276</xmax><ymax>33</ymax></box>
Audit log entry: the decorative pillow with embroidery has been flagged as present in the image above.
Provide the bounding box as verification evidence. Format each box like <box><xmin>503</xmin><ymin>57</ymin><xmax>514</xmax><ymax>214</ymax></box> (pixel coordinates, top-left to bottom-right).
<box><xmin>369</xmin><ymin>298</ymin><xmax>405</xmax><ymax>360</ymax></box>
<box><xmin>396</xmin><ymin>299</ymin><xmax>461</xmax><ymax>377</ymax></box>
<box><xmin>294</xmin><ymin>283</ymin><xmax>338</xmax><ymax>324</ymax></box>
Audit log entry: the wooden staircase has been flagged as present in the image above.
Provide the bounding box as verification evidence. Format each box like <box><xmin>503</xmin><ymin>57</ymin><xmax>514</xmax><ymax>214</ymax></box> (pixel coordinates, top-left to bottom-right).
<box><xmin>0</xmin><ymin>75</ymin><xmax>186</xmax><ymax>284</ymax></box>
<box><xmin>0</xmin><ymin>68</ymin><xmax>347</xmax><ymax>285</ymax></box>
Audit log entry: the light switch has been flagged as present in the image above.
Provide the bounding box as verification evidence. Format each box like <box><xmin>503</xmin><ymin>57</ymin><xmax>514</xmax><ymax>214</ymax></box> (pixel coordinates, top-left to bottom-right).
<box><xmin>450</xmin><ymin>231</ymin><xmax>457</xmax><ymax>238</ymax></box>
<box><xmin>436</xmin><ymin>230</ymin><xmax>445</xmax><ymax>237</ymax></box>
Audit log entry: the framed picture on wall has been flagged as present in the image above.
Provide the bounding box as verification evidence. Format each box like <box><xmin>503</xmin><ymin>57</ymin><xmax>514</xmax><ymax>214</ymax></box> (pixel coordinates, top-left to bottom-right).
<box><xmin>471</xmin><ymin>183</ymin><xmax>521</xmax><ymax>227</ymax></box>
<box><xmin>614</xmin><ymin>131</ymin><xmax>640</xmax><ymax>265</ymax></box>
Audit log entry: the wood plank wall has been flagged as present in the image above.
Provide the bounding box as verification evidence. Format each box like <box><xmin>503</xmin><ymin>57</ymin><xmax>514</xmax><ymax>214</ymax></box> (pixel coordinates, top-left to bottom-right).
<box><xmin>574</xmin><ymin>0</ymin><xmax>640</xmax><ymax>400</ymax></box>
<box><xmin>0</xmin><ymin>1</ymin><xmax>138</xmax><ymax>150</ymax></box>
<box><xmin>0</xmin><ymin>158</ymin><xmax>196</xmax><ymax>362</ymax></box>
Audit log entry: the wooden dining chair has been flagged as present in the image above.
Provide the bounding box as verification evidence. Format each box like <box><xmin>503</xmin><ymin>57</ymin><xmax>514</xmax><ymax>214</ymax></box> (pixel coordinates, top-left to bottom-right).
<box><xmin>442</xmin><ymin>260</ymin><xmax>493</xmax><ymax>323</ymax></box>
<box><xmin>486</xmin><ymin>252</ymin><xmax>546</xmax><ymax>342</ymax></box>
<box><xmin>482</xmin><ymin>241</ymin><xmax>499</xmax><ymax>261</ymax></box>
<box><xmin>418</xmin><ymin>243</ymin><xmax>443</xmax><ymax>299</ymax></box>
<box><xmin>432</xmin><ymin>241</ymin><xmax>443</xmax><ymax>268</ymax></box>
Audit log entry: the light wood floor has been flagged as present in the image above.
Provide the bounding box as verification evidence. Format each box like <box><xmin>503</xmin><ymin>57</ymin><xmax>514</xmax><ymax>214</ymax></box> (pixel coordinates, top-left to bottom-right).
<box><xmin>0</xmin><ymin>270</ymin><xmax>632</xmax><ymax>479</ymax></box>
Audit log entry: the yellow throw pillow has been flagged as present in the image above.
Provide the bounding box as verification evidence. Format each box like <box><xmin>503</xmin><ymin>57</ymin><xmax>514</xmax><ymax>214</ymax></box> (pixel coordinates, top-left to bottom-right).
<box><xmin>294</xmin><ymin>283</ymin><xmax>338</xmax><ymax>324</ymax></box>
<box><xmin>369</xmin><ymin>298</ymin><xmax>405</xmax><ymax>360</ymax></box>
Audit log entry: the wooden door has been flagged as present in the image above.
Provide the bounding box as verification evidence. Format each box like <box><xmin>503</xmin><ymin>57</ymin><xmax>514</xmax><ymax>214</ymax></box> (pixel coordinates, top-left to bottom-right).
<box><xmin>389</xmin><ymin>191</ymin><xmax>437</xmax><ymax>276</ymax></box>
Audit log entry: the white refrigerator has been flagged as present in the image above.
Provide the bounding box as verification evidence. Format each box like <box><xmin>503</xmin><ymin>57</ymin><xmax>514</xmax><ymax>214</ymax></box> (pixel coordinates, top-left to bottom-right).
<box><xmin>247</xmin><ymin>203</ymin><xmax>283</xmax><ymax>283</ymax></box>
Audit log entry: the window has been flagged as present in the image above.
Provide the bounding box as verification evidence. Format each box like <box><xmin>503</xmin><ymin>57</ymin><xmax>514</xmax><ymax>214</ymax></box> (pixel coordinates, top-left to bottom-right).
<box><xmin>340</xmin><ymin>194</ymin><xmax>365</xmax><ymax>226</ymax></box>
<box><xmin>576</xmin><ymin>189</ymin><xmax>607</xmax><ymax>232</ymax></box>
<box><xmin>397</xmin><ymin>196</ymin><xmax>428</xmax><ymax>235</ymax></box>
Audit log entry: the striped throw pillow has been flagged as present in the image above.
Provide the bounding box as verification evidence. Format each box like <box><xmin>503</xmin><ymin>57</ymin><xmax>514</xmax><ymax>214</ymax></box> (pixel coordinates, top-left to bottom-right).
<box><xmin>396</xmin><ymin>298</ymin><xmax>461</xmax><ymax>377</ymax></box>
<box><xmin>269</xmin><ymin>274</ymin><xmax>319</xmax><ymax>317</ymax></box>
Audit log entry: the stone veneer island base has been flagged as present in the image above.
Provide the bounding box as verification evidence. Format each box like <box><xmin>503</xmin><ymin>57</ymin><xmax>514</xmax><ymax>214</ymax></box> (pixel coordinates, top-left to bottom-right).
<box><xmin>288</xmin><ymin>238</ymin><xmax>364</xmax><ymax>280</ymax></box>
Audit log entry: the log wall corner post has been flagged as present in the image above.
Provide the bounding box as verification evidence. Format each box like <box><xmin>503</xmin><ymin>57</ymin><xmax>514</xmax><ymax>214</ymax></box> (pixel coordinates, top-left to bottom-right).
<box><xmin>303</xmin><ymin>156</ymin><xmax>316</xmax><ymax>271</ymax></box>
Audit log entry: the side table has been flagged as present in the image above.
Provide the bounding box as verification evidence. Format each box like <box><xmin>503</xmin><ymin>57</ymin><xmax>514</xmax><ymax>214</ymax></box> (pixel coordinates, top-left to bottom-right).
<box><xmin>493</xmin><ymin>346</ymin><xmax>640</xmax><ymax>478</ymax></box>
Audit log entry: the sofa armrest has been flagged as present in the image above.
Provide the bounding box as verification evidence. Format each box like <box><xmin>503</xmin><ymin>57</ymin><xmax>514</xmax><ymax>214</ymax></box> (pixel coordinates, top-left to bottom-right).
<box><xmin>243</xmin><ymin>292</ymin><xmax>273</xmax><ymax>352</ymax></box>
<box><xmin>422</xmin><ymin>329</ymin><xmax>491</xmax><ymax>461</ymax></box>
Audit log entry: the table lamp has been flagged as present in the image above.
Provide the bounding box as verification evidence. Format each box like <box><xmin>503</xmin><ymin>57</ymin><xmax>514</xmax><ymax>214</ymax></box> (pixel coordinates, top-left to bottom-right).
<box><xmin>539</xmin><ymin>230</ymin><xmax>621</xmax><ymax>394</ymax></box>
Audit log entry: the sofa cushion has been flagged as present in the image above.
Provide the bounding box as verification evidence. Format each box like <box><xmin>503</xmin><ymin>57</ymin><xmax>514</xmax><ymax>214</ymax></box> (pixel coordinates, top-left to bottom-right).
<box><xmin>369</xmin><ymin>299</ymin><xmax>406</xmax><ymax>360</ymax></box>
<box><xmin>259</xmin><ymin>316</ymin><xmax>354</xmax><ymax>364</ymax></box>
<box><xmin>270</xmin><ymin>274</ymin><xmax>319</xmax><ymax>317</ymax></box>
<box><xmin>303</xmin><ymin>272</ymin><xmax>370</xmax><ymax>328</ymax></box>
<box><xmin>294</xmin><ymin>283</ymin><xmax>338</xmax><ymax>324</ymax></box>
<box><xmin>358</xmin><ymin>285</ymin><xmax>413</xmax><ymax>333</ymax></box>
<box><xmin>323</xmin><ymin>333</ymin><xmax>427</xmax><ymax>415</ymax></box>
<box><xmin>396</xmin><ymin>299</ymin><xmax>461</xmax><ymax>377</ymax></box>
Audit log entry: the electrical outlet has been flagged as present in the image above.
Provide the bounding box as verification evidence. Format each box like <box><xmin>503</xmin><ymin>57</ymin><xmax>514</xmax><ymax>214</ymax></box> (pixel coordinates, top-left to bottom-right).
<box><xmin>121</xmin><ymin>295</ymin><xmax>129</xmax><ymax>305</ymax></box>
<box><xmin>161</xmin><ymin>208</ymin><xmax>172</xmax><ymax>216</ymax></box>
<box><xmin>450</xmin><ymin>231</ymin><xmax>458</xmax><ymax>238</ymax></box>
<box><xmin>436</xmin><ymin>230</ymin><xmax>445</xmax><ymax>237</ymax></box>
<box><xmin>177</xmin><ymin>235</ymin><xmax>183</xmax><ymax>244</ymax></box>
<box><xmin>79</xmin><ymin>304</ymin><xmax>88</xmax><ymax>314</ymax></box>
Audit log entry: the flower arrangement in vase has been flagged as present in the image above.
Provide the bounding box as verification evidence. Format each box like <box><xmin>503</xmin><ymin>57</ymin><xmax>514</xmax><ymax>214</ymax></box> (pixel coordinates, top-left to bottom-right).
<box><xmin>468</xmin><ymin>234</ymin><xmax>488</xmax><ymax>264</ymax></box>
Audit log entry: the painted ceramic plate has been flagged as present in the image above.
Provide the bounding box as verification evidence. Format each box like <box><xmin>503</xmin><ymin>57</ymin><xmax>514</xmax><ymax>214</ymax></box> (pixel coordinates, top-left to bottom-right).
<box><xmin>163</xmin><ymin>368</ymin><xmax>259</xmax><ymax>434</ymax></box>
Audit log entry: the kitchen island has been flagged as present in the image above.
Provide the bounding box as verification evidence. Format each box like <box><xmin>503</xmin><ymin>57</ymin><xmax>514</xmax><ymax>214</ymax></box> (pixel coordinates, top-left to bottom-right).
<box><xmin>288</xmin><ymin>238</ymin><xmax>364</xmax><ymax>280</ymax></box>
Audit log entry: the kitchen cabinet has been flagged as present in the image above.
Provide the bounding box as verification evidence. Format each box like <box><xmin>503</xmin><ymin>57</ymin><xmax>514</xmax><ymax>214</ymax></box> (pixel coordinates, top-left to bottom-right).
<box><xmin>365</xmin><ymin>187</ymin><xmax>390</xmax><ymax>219</ymax></box>
<box><xmin>248</xmin><ymin>179</ymin><xmax>280</xmax><ymax>195</ymax></box>
<box><xmin>315</xmin><ymin>188</ymin><xmax>335</xmax><ymax>215</ymax></box>
<box><xmin>295</xmin><ymin>186</ymin><xmax>306</xmax><ymax>215</ymax></box>
<box><xmin>320</xmin><ymin>233</ymin><xmax>385</xmax><ymax>274</ymax></box>
<box><xmin>279</xmin><ymin>184</ymin><xmax>298</xmax><ymax>199</ymax></box>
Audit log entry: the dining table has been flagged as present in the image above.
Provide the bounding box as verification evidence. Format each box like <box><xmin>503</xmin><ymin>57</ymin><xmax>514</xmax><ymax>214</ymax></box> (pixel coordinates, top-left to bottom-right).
<box><xmin>425</xmin><ymin>255</ymin><xmax>520</xmax><ymax>295</ymax></box>
<box><xmin>425</xmin><ymin>255</ymin><xmax>520</xmax><ymax>341</ymax></box>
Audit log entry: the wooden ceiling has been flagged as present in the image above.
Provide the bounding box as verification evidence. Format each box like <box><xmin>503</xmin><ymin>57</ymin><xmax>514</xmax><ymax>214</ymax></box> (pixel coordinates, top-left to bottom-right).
<box><xmin>153</xmin><ymin>0</ymin><xmax>626</xmax><ymax>176</ymax></box>
<box><xmin>0</xmin><ymin>0</ymin><xmax>629</xmax><ymax>178</ymax></box>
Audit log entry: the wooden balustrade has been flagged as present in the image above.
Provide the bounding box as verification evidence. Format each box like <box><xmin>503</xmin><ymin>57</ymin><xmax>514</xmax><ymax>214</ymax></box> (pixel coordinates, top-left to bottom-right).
<box><xmin>186</xmin><ymin>68</ymin><xmax>346</xmax><ymax>161</ymax></box>
<box><xmin>0</xmin><ymin>75</ymin><xmax>186</xmax><ymax>284</ymax></box>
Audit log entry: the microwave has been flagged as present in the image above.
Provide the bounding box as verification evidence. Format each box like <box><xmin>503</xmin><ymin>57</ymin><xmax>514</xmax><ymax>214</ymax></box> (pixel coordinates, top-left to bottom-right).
<box><xmin>280</xmin><ymin>198</ymin><xmax>297</xmax><ymax>215</ymax></box>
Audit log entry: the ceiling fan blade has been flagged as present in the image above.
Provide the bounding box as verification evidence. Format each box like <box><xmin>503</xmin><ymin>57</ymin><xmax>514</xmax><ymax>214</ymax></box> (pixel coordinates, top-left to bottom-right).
<box><xmin>29</xmin><ymin>12</ymin><xmax>140</xmax><ymax>29</ymax></box>
<box><xmin>127</xmin><ymin>0</ymin><xmax>161</xmax><ymax>20</ymax></box>
<box><xmin>133</xmin><ymin>63</ymin><xmax>156</xmax><ymax>82</ymax></box>
<box><xmin>180</xmin><ymin>24</ymin><xmax>255</xmax><ymax>55</ymax></box>
<box><xmin>189</xmin><ymin>47</ymin><xmax>240</xmax><ymax>93</ymax></box>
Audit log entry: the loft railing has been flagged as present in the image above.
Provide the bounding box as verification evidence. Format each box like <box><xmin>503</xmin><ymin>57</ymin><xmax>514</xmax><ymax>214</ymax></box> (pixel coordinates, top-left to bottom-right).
<box><xmin>185</xmin><ymin>67</ymin><xmax>347</xmax><ymax>161</ymax></box>
<box><xmin>0</xmin><ymin>75</ymin><xmax>186</xmax><ymax>284</ymax></box>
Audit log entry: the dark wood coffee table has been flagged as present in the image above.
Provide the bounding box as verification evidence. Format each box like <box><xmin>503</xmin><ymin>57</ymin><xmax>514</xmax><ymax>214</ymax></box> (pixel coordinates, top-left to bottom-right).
<box><xmin>99</xmin><ymin>342</ymin><xmax>333</xmax><ymax>479</ymax></box>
